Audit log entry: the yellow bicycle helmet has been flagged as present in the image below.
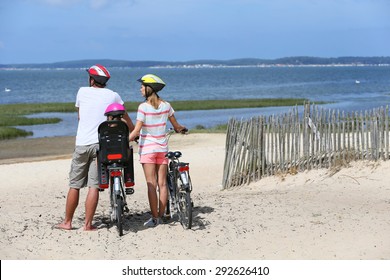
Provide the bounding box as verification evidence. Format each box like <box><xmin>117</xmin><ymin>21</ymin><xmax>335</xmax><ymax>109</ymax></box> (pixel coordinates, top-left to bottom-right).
<box><xmin>137</xmin><ymin>74</ymin><xmax>166</xmax><ymax>92</ymax></box>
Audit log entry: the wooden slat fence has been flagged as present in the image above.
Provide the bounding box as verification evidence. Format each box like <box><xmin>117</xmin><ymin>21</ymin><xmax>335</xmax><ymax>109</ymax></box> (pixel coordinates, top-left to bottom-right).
<box><xmin>222</xmin><ymin>103</ymin><xmax>390</xmax><ymax>189</ymax></box>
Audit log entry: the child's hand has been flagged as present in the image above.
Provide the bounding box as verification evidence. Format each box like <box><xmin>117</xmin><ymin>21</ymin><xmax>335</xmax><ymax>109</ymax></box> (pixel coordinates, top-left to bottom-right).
<box><xmin>129</xmin><ymin>132</ymin><xmax>140</xmax><ymax>142</ymax></box>
<box><xmin>175</xmin><ymin>127</ymin><xmax>188</xmax><ymax>134</ymax></box>
<box><xmin>129</xmin><ymin>133</ymin><xmax>135</xmax><ymax>141</ymax></box>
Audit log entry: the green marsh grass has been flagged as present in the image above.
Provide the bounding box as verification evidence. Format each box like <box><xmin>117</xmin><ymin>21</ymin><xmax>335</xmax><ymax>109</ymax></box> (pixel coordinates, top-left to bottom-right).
<box><xmin>0</xmin><ymin>98</ymin><xmax>313</xmax><ymax>139</ymax></box>
<box><xmin>0</xmin><ymin>127</ymin><xmax>33</xmax><ymax>140</ymax></box>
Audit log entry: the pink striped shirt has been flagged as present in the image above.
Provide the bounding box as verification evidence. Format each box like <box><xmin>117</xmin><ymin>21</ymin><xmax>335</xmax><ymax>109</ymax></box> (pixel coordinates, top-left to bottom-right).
<box><xmin>136</xmin><ymin>101</ymin><xmax>174</xmax><ymax>155</ymax></box>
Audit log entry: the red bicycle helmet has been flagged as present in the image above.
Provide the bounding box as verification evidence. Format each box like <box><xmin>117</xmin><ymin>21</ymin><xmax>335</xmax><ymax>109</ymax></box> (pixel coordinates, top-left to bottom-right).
<box><xmin>87</xmin><ymin>64</ymin><xmax>111</xmax><ymax>85</ymax></box>
<box><xmin>104</xmin><ymin>103</ymin><xmax>126</xmax><ymax>117</ymax></box>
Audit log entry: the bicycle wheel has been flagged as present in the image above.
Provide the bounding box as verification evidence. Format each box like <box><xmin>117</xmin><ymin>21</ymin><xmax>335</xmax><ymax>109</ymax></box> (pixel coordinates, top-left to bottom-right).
<box><xmin>178</xmin><ymin>190</ymin><xmax>192</xmax><ymax>229</ymax></box>
<box><xmin>166</xmin><ymin>172</ymin><xmax>176</xmax><ymax>217</ymax></box>
<box><xmin>109</xmin><ymin>186</ymin><xmax>116</xmax><ymax>221</ymax></box>
<box><xmin>115</xmin><ymin>195</ymin><xmax>124</xmax><ymax>236</ymax></box>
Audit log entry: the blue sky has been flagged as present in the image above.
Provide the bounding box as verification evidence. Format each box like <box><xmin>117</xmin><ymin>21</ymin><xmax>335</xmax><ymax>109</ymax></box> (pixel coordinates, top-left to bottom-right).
<box><xmin>0</xmin><ymin>0</ymin><xmax>389</xmax><ymax>64</ymax></box>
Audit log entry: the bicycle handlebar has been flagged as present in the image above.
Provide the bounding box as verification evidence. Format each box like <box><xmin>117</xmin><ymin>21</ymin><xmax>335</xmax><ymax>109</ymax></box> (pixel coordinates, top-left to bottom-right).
<box><xmin>166</xmin><ymin>127</ymin><xmax>188</xmax><ymax>143</ymax></box>
<box><xmin>168</xmin><ymin>127</ymin><xmax>188</xmax><ymax>135</ymax></box>
<box><xmin>131</xmin><ymin>127</ymin><xmax>188</xmax><ymax>144</ymax></box>
<box><xmin>179</xmin><ymin>127</ymin><xmax>189</xmax><ymax>134</ymax></box>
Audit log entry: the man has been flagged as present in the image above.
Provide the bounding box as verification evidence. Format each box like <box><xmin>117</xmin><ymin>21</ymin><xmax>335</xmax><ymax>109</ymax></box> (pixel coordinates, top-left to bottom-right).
<box><xmin>57</xmin><ymin>64</ymin><xmax>134</xmax><ymax>231</ymax></box>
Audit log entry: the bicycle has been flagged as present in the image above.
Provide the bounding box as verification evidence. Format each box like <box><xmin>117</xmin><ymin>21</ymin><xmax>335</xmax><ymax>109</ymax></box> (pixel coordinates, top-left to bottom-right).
<box><xmin>165</xmin><ymin>128</ymin><xmax>193</xmax><ymax>229</ymax></box>
<box><xmin>97</xmin><ymin>120</ymin><xmax>135</xmax><ymax>236</ymax></box>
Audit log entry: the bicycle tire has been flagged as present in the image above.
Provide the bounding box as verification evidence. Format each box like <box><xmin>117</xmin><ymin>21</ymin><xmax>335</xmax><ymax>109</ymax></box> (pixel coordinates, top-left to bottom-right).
<box><xmin>110</xmin><ymin>186</ymin><xmax>116</xmax><ymax>221</ymax></box>
<box><xmin>178</xmin><ymin>190</ymin><xmax>192</xmax><ymax>229</ymax></box>
<box><xmin>115</xmin><ymin>195</ymin><xmax>124</xmax><ymax>236</ymax></box>
<box><xmin>165</xmin><ymin>172</ymin><xmax>176</xmax><ymax>217</ymax></box>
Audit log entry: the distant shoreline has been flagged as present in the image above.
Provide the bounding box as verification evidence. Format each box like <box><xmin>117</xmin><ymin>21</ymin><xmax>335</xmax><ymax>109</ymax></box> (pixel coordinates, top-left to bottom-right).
<box><xmin>2</xmin><ymin>56</ymin><xmax>390</xmax><ymax>69</ymax></box>
<box><xmin>1</xmin><ymin>64</ymin><xmax>390</xmax><ymax>71</ymax></box>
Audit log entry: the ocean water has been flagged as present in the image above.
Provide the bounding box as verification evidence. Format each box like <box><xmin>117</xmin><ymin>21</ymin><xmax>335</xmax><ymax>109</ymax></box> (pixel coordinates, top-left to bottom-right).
<box><xmin>1</xmin><ymin>66</ymin><xmax>390</xmax><ymax>138</ymax></box>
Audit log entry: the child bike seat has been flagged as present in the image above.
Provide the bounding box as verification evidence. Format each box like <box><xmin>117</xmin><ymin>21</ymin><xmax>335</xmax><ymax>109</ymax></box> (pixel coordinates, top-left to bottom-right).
<box><xmin>98</xmin><ymin>120</ymin><xmax>129</xmax><ymax>165</ymax></box>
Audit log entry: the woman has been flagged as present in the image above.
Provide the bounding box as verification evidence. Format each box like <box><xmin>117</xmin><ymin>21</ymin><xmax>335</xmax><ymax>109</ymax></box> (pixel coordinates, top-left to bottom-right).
<box><xmin>129</xmin><ymin>74</ymin><xmax>186</xmax><ymax>227</ymax></box>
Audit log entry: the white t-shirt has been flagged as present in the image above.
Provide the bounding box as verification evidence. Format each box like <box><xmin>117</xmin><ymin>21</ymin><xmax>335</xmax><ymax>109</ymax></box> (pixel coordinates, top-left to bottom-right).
<box><xmin>75</xmin><ymin>86</ymin><xmax>124</xmax><ymax>146</ymax></box>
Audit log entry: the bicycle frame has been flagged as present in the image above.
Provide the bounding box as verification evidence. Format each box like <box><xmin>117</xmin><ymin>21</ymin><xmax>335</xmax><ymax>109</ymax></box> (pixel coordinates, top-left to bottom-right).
<box><xmin>105</xmin><ymin>163</ymin><xmax>128</xmax><ymax>236</ymax></box>
<box><xmin>165</xmin><ymin>129</ymin><xmax>193</xmax><ymax>229</ymax></box>
<box><xmin>108</xmin><ymin>165</ymin><xmax>127</xmax><ymax>198</ymax></box>
<box><xmin>167</xmin><ymin>154</ymin><xmax>191</xmax><ymax>193</ymax></box>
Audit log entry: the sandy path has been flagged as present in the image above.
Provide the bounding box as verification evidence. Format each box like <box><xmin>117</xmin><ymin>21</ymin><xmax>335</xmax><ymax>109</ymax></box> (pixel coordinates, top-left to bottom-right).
<box><xmin>0</xmin><ymin>133</ymin><xmax>389</xmax><ymax>260</ymax></box>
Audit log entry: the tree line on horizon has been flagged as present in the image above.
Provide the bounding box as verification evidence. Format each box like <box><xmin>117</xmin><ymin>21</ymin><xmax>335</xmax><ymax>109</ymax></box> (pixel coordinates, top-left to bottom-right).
<box><xmin>1</xmin><ymin>56</ymin><xmax>390</xmax><ymax>69</ymax></box>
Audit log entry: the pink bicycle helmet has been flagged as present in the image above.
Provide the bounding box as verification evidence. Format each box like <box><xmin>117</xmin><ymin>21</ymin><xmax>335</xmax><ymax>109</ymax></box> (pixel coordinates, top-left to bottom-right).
<box><xmin>104</xmin><ymin>103</ymin><xmax>126</xmax><ymax>117</ymax></box>
<box><xmin>86</xmin><ymin>64</ymin><xmax>111</xmax><ymax>85</ymax></box>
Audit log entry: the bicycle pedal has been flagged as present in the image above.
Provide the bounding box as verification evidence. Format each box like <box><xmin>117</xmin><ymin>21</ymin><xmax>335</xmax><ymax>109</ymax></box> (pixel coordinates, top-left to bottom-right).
<box><xmin>125</xmin><ymin>188</ymin><xmax>134</xmax><ymax>195</ymax></box>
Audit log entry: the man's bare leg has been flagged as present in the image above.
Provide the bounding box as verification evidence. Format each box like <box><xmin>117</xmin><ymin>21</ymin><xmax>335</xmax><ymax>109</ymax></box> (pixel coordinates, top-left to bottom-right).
<box><xmin>56</xmin><ymin>188</ymin><xmax>80</xmax><ymax>230</ymax></box>
<box><xmin>84</xmin><ymin>187</ymin><xmax>99</xmax><ymax>231</ymax></box>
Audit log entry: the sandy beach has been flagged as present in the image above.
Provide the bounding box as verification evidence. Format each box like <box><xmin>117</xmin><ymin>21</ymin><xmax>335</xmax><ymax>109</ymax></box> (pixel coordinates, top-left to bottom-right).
<box><xmin>0</xmin><ymin>133</ymin><xmax>389</xmax><ymax>260</ymax></box>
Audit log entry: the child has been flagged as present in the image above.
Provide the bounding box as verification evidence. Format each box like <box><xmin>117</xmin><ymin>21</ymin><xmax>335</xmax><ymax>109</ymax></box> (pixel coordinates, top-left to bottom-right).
<box><xmin>129</xmin><ymin>74</ymin><xmax>187</xmax><ymax>227</ymax></box>
<box><xmin>98</xmin><ymin>103</ymin><xmax>135</xmax><ymax>190</ymax></box>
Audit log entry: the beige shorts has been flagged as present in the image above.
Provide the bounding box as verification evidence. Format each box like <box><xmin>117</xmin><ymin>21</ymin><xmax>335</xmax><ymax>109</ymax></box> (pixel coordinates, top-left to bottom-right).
<box><xmin>69</xmin><ymin>144</ymin><xmax>99</xmax><ymax>189</ymax></box>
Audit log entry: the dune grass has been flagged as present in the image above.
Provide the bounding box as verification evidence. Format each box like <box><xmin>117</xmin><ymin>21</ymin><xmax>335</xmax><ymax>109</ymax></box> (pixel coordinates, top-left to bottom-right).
<box><xmin>0</xmin><ymin>98</ymin><xmax>315</xmax><ymax>139</ymax></box>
